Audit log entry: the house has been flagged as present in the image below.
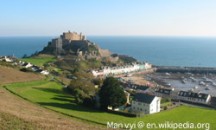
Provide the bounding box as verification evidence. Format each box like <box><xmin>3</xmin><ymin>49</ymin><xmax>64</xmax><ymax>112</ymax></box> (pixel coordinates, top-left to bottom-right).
<box><xmin>40</xmin><ymin>70</ymin><xmax>49</xmax><ymax>75</ymax></box>
<box><xmin>132</xmin><ymin>93</ymin><xmax>161</xmax><ymax>114</ymax></box>
<box><xmin>177</xmin><ymin>91</ymin><xmax>211</xmax><ymax>104</ymax></box>
<box><xmin>21</xmin><ymin>62</ymin><xmax>32</xmax><ymax>68</ymax></box>
<box><xmin>3</xmin><ymin>56</ymin><xmax>13</xmax><ymax>62</ymax></box>
<box><xmin>154</xmin><ymin>87</ymin><xmax>175</xmax><ymax>98</ymax></box>
<box><xmin>24</xmin><ymin>63</ymin><xmax>33</xmax><ymax>68</ymax></box>
<box><xmin>210</xmin><ymin>96</ymin><xmax>216</xmax><ymax>108</ymax></box>
<box><xmin>31</xmin><ymin>65</ymin><xmax>40</xmax><ymax>72</ymax></box>
<box><xmin>92</xmin><ymin>62</ymin><xmax>152</xmax><ymax>77</ymax></box>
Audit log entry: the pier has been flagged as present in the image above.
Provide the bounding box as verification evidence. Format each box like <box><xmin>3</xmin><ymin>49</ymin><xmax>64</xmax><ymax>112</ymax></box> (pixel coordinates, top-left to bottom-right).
<box><xmin>155</xmin><ymin>66</ymin><xmax>216</xmax><ymax>74</ymax></box>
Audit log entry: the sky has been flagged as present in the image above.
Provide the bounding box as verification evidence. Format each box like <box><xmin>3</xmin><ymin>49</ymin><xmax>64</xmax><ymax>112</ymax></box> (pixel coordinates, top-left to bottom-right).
<box><xmin>0</xmin><ymin>0</ymin><xmax>216</xmax><ymax>36</ymax></box>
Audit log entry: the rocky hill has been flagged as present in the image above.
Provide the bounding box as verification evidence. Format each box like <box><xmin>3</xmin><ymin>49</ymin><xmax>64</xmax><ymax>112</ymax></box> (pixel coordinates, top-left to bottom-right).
<box><xmin>39</xmin><ymin>31</ymin><xmax>137</xmax><ymax>71</ymax></box>
<box><xmin>41</xmin><ymin>31</ymin><xmax>108</xmax><ymax>58</ymax></box>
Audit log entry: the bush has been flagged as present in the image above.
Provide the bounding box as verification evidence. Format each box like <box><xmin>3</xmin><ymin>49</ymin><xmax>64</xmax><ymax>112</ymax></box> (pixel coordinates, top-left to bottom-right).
<box><xmin>83</xmin><ymin>97</ymin><xmax>96</xmax><ymax>107</ymax></box>
<box><xmin>20</xmin><ymin>68</ymin><xmax>29</xmax><ymax>72</ymax></box>
<box><xmin>74</xmin><ymin>89</ymin><xmax>87</xmax><ymax>104</ymax></box>
<box><xmin>161</xmin><ymin>98</ymin><xmax>171</xmax><ymax>104</ymax></box>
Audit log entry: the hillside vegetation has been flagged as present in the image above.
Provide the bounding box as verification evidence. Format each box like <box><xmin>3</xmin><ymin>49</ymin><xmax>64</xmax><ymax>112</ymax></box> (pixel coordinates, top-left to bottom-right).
<box><xmin>0</xmin><ymin>65</ymin><xmax>104</xmax><ymax>130</ymax></box>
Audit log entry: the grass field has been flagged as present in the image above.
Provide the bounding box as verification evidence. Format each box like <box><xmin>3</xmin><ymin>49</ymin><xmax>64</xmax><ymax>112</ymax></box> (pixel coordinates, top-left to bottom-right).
<box><xmin>6</xmin><ymin>80</ymin><xmax>216</xmax><ymax>129</ymax></box>
<box><xmin>22</xmin><ymin>55</ymin><xmax>56</xmax><ymax>66</ymax></box>
<box><xmin>1</xmin><ymin>84</ymin><xmax>103</xmax><ymax>130</ymax></box>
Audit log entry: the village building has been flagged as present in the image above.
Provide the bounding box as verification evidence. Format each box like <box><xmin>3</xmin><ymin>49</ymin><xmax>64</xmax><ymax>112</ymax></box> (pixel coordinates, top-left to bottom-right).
<box><xmin>210</xmin><ymin>96</ymin><xmax>216</xmax><ymax>108</ymax></box>
<box><xmin>92</xmin><ymin>62</ymin><xmax>152</xmax><ymax>77</ymax></box>
<box><xmin>177</xmin><ymin>91</ymin><xmax>211</xmax><ymax>104</ymax></box>
<box><xmin>17</xmin><ymin>59</ymin><xmax>49</xmax><ymax>75</ymax></box>
<box><xmin>132</xmin><ymin>93</ymin><xmax>161</xmax><ymax>114</ymax></box>
<box><xmin>153</xmin><ymin>87</ymin><xmax>212</xmax><ymax>105</ymax></box>
<box><xmin>31</xmin><ymin>65</ymin><xmax>41</xmax><ymax>72</ymax></box>
<box><xmin>154</xmin><ymin>87</ymin><xmax>176</xmax><ymax>98</ymax></box>
<box><xmin>40</xmin><ymin>70</ymin><xmax>49</xmax><ymax>75</ymax></box>
<box><xmin>1</xmin><ymin>56</ymin><xmax>14</xmax><ymax>62</ymax></box>
<box><xmin>24</xmin><ymin>63</ymin><xmax>33</xmax><ymax>68</ymax></box>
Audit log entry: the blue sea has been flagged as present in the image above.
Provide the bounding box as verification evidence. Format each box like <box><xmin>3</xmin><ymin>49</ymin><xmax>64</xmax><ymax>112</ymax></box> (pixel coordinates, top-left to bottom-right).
<box><xmin>0</xmin><ymin>37</ymin><xmax>52</xmax><ymax>57</ymax></box>
<box><xmin>1</xmin><ymin>36</ymin><xmax>216</xmax><ymax>67</ymax></box>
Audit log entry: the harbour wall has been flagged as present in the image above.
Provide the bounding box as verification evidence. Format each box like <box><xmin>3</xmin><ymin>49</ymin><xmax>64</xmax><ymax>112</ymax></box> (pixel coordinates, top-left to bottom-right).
<box><xmin>155</xmin><ymin>66</ymin><xmax>216</xmax><ymax>74</ymax></box>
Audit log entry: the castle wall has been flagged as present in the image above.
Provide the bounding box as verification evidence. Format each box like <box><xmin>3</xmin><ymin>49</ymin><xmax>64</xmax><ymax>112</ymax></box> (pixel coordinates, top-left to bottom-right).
<box><xmin>61</xmin><ymin>31</ymin><xmax>85</xmax><ymax>41</ymax></box>
<box><xmin>49</xmin><ymin>31</ymin><xmax>87</xmax><ymax>55</ymax></box>
<box><xmin>51</xmin><ymin>38</ymin><xmax>63</xmax><ymax>54</ymax></box>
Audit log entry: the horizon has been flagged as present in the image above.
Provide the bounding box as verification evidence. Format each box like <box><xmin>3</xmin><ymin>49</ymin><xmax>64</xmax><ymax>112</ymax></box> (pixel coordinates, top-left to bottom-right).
<box><xmin>1</xmin><ymin>0</ymin><xmax>216</xmax><ymax>36</ymax></box>
<box><xmin>0</xmin><ymin>34</ymin><xmax>216</xmax><ymax>39</ymax></box>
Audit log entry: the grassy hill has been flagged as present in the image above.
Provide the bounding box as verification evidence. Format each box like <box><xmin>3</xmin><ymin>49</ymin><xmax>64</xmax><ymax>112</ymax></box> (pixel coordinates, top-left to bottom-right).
<box><xmin>21</xmin><ymin>54</ymin><xmax>56</xmax><ymax>66</ymax></box>
<box><xmin>0</xmin><ymin>112</ymin><xmax>38</xmax><ymax>130</ymax></box>
<box><xmin>0</xmin><ymin>66</ymin><xmax>104</xmax><ymax>130</ymax></box>
<box><xmin>0</xmin><ymin>65</ymin><xmax>43</xmax><ymax>85</ymax></box>
<box><xmin>5</xmin><ymin>80</ymin><xmax>216</xmax><ymax>130</ymax></box>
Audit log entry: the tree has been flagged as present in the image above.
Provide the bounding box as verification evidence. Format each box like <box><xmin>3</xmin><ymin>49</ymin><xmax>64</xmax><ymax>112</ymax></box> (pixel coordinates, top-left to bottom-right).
<box><xmin>99</xmin><ymin>77</ymin><xmax>126</xmax><ymax>110</ymax></box>
<box><xmin>22</xmin><ymin>54</ymin><xmax>28</xmax><ymax>58</ymax></box>
<box><xmin>68</xmin><ymin>71</ymin><xmax>96</xmax><ymax>105</ymax></box>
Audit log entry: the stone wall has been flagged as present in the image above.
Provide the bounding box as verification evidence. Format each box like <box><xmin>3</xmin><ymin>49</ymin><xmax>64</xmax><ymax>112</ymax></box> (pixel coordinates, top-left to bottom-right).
<box><xmin>61</xmin><ymin>31</ymin><xmax>85</xmax><ymax>41</ymax></box>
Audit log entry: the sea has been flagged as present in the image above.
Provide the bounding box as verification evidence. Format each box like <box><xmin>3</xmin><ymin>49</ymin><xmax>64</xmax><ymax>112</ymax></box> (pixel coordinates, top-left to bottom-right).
<box><xmin>1</xmin><ymin>36</ymin><xmax>216</xmax><ymax>67</ymax></box>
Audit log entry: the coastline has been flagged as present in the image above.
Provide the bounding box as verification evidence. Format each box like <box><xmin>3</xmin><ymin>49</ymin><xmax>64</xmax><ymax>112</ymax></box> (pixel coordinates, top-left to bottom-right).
<box><xmin>1</xmin><ymin>36</ymin><xmax>216</xmax><ymax>67</ymax></box>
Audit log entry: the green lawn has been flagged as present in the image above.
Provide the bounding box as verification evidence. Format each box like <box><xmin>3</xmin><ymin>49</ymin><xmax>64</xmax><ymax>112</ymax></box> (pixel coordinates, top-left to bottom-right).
<box><xmin>22</xmin><ymin>56</ymin><xmax>56</xmax><ymax>66</ymax></box>
<box><xmin>161</xmin><ymin>102</ymin><xmax>172</xmax><ymax>107</ymax></box>
<box><xmin>5</xmin><ymin>80</ymin><xmax>216</xmax><ymax>129</ymax></box>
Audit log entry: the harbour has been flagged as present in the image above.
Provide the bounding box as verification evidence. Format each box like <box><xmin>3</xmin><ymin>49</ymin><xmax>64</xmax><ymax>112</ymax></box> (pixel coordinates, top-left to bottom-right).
<box><xmin>148</xmin><ymin>66</ymin><xmax>216</xmax><ymax>96</ymax></box>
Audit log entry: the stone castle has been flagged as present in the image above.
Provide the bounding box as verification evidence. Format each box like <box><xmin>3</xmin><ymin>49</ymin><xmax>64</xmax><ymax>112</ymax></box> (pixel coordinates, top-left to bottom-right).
<box><xmin>50</xmin><ymin>31</ymin><xmax>86</xmax><ymax>54</ymax></box>
<box><xmin>61</xmin><ymin>31</ymin><xmax>85</xmax><ymax>41</ymax></box>
<box><xmin>49</xmin><ymin>31</ymin><xmax>113</xmax><ymax>60</ymax></box>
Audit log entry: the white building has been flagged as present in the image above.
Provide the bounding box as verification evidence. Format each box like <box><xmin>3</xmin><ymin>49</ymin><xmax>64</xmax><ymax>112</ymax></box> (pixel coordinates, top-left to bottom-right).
<box><xmin>92</xmin><ymin>63</ymin><xmax>152</xmax><ymax>77</ymax></box>
<box><xmin>25</xmin><ymin>63</ymin><xmax>33</xmax><ymax>68</ymax></box>
<box><xmin>3</xmin><ymin>56</ymin><xmax>13</xmax><ymax>62</ymax></box>
<box><xmin>132</xmin><ymin>93</ymin><xmax>161</xmax><ymax>114</ymax></box>
<box><xmin>40</xmin><ymin>70</ymin><xmax>49</xmax><ymax>75</ymax></box>
<box><xmin>177</xmin><ymin>91</ymin><xmax>211</xmax><ymax>104</ymax></box>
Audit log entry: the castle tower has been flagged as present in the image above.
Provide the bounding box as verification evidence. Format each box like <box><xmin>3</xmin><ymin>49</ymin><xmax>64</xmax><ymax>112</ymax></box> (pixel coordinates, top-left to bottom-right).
<box><xmin>80</xmin><ymin>32</ymin><xmax>82</xmax><ymax>40</ymax></box>
<box><xmin>52</xmin><ymin>38</ymin><xmax>63</xmax><ymax>55</ymax></box>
